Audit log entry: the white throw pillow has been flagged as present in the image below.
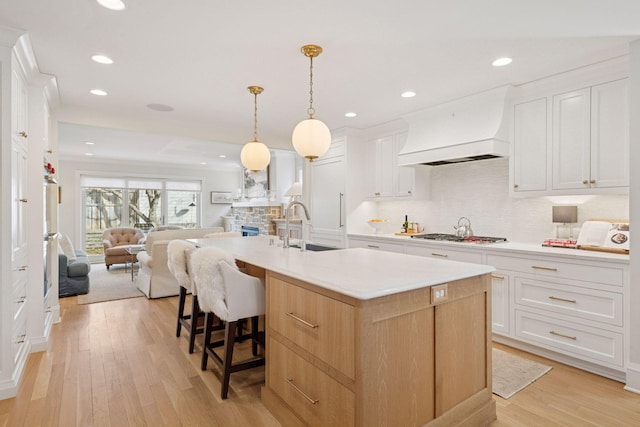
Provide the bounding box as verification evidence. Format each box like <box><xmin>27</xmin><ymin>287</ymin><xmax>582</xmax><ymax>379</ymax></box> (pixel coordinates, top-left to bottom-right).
<box><xmin>59</xmin><ymin>234</ymin><xmax>77</xmax><ymax>261</ymax></box>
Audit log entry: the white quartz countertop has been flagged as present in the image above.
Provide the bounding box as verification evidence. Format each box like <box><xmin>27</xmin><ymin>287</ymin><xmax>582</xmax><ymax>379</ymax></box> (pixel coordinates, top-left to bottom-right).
<box><xmin>349</xmin><ymin>233</ymin><xmax>630</xmax><ymax>264</ymax></box>
<box><xmin>187</xmin><ymin>236</ymin><xmax>494</xmax><ymax>300</ymax></box>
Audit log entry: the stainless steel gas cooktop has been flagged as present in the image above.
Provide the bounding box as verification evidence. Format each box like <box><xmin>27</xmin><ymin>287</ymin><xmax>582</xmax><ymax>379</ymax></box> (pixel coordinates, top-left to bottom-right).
<box><xmin>410</xmin><ymin>233</ymin><xmax>507</xmax><ymax>244</ymax></box>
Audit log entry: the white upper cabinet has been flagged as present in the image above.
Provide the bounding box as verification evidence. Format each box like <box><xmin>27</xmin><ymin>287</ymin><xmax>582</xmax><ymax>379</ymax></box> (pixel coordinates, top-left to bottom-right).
<box><xmin>365</xmin><ymin>131</ymin><xmax>414</xmax><ymax>199</ymax></box>
<box><xmin>590</xmin><ymin>79</ymin><xmax>629</xmax><ymax>189</ymax></box>
<box><xmin>513</xmin><ymin>98</ymin><xmax>548</xmax><ymax>192</ymax></box>
<box><xmin>552</xmin><ymin>88</ymin><xmax>591</xmax><ymax>190</ymax></box>
<box><xmin>552</xmin><ymin>79</ymin><xmax>629</xmax><ymax>191</ymax></box>
<box><xmin>511</xmin><ymin>66</ymin><xmax>629</xmax><ymax>197</ymax></box>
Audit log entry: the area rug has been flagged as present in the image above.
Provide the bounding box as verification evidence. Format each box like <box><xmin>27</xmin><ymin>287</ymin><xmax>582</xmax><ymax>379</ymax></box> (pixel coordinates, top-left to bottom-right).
<box><xmin>77</xmin><ymin>263</ymin><xmax>144</xmax><ymax>305</ymax></box>
<box><xmin>492</xmin><ymin>348</ymin><xmax>552</xmax><ymax>399</ymax></box>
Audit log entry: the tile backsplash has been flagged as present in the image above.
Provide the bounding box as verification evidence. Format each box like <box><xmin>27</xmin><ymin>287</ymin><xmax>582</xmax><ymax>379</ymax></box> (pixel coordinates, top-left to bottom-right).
<box><xmin>377</xmin><ymin>158</ymin><xmax>629</xmax><ymax>244</ymax></box>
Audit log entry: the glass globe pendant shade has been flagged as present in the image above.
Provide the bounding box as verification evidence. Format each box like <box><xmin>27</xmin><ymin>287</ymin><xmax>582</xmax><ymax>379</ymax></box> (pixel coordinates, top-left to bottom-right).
<box><xmin>241</xmin><ymin>140</ymin><xmax>271</xmax><ymax>172</ymax></box>
<box><xmin>292</xmin><ymin>118</ymin><xmax>331</xmax><ymax>160</ymax></box>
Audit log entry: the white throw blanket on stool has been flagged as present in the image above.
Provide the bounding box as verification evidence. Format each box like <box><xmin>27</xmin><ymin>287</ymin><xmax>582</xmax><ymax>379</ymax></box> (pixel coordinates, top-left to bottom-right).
<box><xmin>166</xmin><ymin>240</ymin><xmax>197</xmax><ymax>293</ymax></box>
<box><xmin>189</xmin><ymin>246</ymin><xmax>238</xmax><ymax>320</ymax></box>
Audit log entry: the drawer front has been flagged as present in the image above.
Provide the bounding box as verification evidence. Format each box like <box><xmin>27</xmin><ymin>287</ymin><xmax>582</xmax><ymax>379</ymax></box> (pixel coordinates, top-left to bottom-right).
<box><xmin>486</xmin><ymin>254</ymin><xmax>623</xmax><ymax>286</ymax></box>
<box><xmin>515</xmin><ymin>310</ymin><xmax>623</xmax><ymax>366</ymax></box>
<box><xmin>349</xmin><ymin>238</ymin><xmax>404</xmax><ymax>254</ymax></box>
<box><xmin>405</xmin><ymin>244</ymin><xmax>483</xmax><ymax>264</ymax></box>
<box><xmin>268</xmin><ymin>337</ymin><xmax>355</xmax><ymax>427</ymax></box>
<box><xmin>515</xmin><ymin>278</ymin><xmax>623</xmax><ymax>326</ymax></box>
<box><xmin>268</xmin><ymin>277</ymin><xmax>355</xmax><ymax>379</ymax></box>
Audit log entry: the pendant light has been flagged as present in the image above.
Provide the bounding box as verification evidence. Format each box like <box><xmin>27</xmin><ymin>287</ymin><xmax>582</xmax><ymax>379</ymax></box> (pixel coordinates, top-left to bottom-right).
<box><xmin>292</xmin><ymin>44</ymin><xmax>331</xmax><ymax>161</ymax></box>
<box><xmin>240</xmin><ymin>86</ymin><xmax>271</xmax><ymax>172</ymax></box>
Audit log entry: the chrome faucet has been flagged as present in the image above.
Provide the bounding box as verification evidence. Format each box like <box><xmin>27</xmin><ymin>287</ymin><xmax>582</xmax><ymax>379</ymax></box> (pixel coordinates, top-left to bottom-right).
<box><xmin>283</xmin><ymin>200</ymin><xmax>311</xmax><ymax>248</ymax></box>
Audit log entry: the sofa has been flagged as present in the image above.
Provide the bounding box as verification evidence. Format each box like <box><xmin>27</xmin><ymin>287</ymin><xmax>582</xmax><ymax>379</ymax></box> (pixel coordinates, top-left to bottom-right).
<box><xmin>102</xmin><ymin>227</ymin><xmax>146</xmax><ymax>269</ymax></box>
<box><xmin>59</xmin><ymin>249</ymin><xmax>91</xmax><ymax>297</ymax></box>
<box><xmin>135</xmin><ymin>227</ymin><xmax>224</xmax><ymax>298</ymax></box>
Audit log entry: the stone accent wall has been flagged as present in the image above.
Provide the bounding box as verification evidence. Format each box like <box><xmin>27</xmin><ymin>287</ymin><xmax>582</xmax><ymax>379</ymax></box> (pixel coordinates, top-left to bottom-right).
<box><xmin>231</xmin><ymin>206</ymin><xmax>282</xmax><ymax>235</ymax></box>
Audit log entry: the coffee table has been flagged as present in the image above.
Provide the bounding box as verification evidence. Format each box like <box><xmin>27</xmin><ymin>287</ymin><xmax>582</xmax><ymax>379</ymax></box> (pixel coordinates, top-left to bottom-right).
<box><xmin>126</xmin><ymin>244</ymin><xmax>145</xmax><ymax>281</ymax></box>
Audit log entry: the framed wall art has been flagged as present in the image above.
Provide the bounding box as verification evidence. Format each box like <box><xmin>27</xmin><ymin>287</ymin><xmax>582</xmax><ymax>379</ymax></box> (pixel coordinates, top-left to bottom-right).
<box><xmin>210</xmin><ymin>191</ymin><xmax>233</xmax><ymax>204</ymax></box>
<box><xmin>243</xmin><ymin>166</ymin><xmax>270</xmax><ymax>198</ymax></box>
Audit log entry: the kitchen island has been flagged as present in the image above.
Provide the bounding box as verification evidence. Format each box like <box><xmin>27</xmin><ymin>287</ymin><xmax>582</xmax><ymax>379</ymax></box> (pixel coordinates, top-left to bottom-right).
<box><xmin>189</xmin><ymin>236</ymin><xmax>496</xmax><ymax>427</ymax></box>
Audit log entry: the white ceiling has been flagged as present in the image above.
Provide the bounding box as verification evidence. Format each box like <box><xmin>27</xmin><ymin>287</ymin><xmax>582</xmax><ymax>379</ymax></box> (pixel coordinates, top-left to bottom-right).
<box><xmin>1</xmin><ymin>0</ymin><xmax>639</xmax><ymax>167</ymax></box>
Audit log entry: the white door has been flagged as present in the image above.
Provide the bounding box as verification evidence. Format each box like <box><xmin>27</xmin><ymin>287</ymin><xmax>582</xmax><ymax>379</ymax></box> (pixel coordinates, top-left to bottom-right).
<box><xmin>513</xmin><ymin>98</ymin><xmax>548</xmax><ymax>192</ymax></box>
<box><xmin>590</xmin><ymin>78</ymin><xmax>629</xmax><ymax>189</ymax></box>
<box><xmin>552</xmin><ymin>88</ymin><xmax>591</xmax><ymax>190</ymax></box>
<box><xmin>310</xmin><ymin>156</ymin><xmax>345</xmax><ymax>247</ymax></box>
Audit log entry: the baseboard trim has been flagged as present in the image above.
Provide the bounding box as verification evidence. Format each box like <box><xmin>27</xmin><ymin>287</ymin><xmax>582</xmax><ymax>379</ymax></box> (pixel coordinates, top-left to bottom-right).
<box><xmin>0</xmin><ymin>341</ymin><xmax>31</xmax><ymax>400</ymax></box>
<box><xmin>623</xmin><ymin>362</ymin><xmax>640</xmax><ymax>394</ymax></box>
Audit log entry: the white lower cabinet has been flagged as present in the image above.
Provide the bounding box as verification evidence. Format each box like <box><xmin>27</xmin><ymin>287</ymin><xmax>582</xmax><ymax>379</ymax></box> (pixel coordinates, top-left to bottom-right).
<box><xmin>347</xmin><ymin>235</ymin><xmax>629</xmax><ymax>377</ymax></box>
<box><xmin>487</xmin><ymin>253</ymin><xmax>627</xmax><ymax>374</ymax></box>
<box><xmin>491</xmin><ymin>270</ymin><xmax>510</xmax><ymax>335</ymax></box>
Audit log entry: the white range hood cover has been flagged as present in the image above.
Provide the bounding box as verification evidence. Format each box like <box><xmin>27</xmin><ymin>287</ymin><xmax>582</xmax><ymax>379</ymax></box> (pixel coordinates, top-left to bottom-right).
<box><xmin>399</xmin><ymin>86</ymin><xmax>513</xmax><ymax>166</ymax></box>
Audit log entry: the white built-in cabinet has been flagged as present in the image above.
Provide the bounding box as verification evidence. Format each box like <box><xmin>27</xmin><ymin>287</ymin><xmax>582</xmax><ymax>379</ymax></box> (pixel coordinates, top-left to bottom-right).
<box><xmin>310</xmin><ymin>136</ymin><xmax>346</xmax><ymax>248</ymax></box>
<box><xmin>365</xmin><ymin>131</ymin><xmax>414</xmax><ymax>199</ymax></box>
<box><xmin>1</xmin><ymin>30</ymin><xmax>58</xmax><ymax>400</ymax></box>
<box><xmin>512</xmin><ymin>73</ymin><xmax>629</xmax><ymax>196</ymax></box>
<box><xmin>347</xmin><ymin>234</ymin><xmax>629</xmax><ymax>382</ymax></box>
<box><xmin>513</xmin><ymin>98</ymin><xmax>547</xmax><ymax>192</ymax></box>
<box><xmin>552</xmin><ymin>79</ymin><xmax>629</xmax><ymax>191</ymax></box>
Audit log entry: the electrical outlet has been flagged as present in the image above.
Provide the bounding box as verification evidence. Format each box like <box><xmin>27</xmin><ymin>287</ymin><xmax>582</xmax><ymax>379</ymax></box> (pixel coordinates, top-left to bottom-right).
<box><xmin>431</xmin><ymin>284</ymin><xmax>448</xmax><ymax>304</ymax></box>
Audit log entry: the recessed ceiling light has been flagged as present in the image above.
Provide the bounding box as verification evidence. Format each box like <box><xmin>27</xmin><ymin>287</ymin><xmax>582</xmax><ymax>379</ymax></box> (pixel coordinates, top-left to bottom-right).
<box><xmin>492</xmin><ymin>57</ymin><xmax>513</xmax><ymax>67</ymax></box>
<box><xmin>96</xmin><ymin>0</ymin><xmax>126</xmax><ymax>11</ymax></box>
<box><xmin>146</xmin><ymin>103</ymin><xmax>174</xmax><ymax>112</ymax></box>
<box><xmin>200</xmin><ymin>162</ymin><xmax>207</xmax><ymax>165</ymax></box>
<box><xmin>401</xmin><ymin>91</ymin><xmax>416</xmax><ymax>98</ymax></box>
<box><xmin>91</xmin><ymin>55</ymin><xmax>113</xmax><ymax>65</ymax></box>
<box><xmin>345</xmin><ymin>112</ymin><xmax>357</xmax><ymax>118</ymax></box>
<box><xmin>90</xmin><ymin>89</ymin><xmax>107</xmax><ymax>96</ymax></box>
<box><xmin>219</xmin><ymin>154</ymin><xmax>227</xmax><ymax>158</ymax></box>
<box><xmin>85</xmin><ymin>153</ymin><xmax>94</xmax><ymax>156</ymax></box>
<box><xmin>85</xmin><ymin>141</ymin><xmax>95</xmax><ymax>145</ymax></box>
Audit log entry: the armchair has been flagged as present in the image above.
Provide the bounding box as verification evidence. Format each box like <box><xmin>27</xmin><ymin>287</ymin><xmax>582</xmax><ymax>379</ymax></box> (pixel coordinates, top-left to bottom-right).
<box><xmin>102</xmin><ymin>227</ymin><xmax>146</xmax><ymax>269</ymax></box>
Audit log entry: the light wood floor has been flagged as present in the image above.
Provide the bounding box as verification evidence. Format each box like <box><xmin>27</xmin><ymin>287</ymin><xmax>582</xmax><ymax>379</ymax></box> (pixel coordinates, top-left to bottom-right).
<box><xmin>1</xmin><ymin>295</ymin><xmax>639</xmax><ymax>427</ymax></box>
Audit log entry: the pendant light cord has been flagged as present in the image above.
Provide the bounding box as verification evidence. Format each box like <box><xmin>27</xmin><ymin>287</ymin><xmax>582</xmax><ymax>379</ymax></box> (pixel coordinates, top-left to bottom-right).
<box><xmin>307</xmin><ymin>55</ymin><xmax>315</xmax><ymax>118</ymax></box>
<box><xmin>253</xmin><ymin>91</ymin><xmax>259</xmax><ymax>142</ymax></box>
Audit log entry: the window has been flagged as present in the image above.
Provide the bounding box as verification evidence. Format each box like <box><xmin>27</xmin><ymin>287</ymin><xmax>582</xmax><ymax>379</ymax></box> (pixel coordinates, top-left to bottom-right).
<box><xmin>80</xmin><ymin>175</ymin><xmax>201</xmax><ymax>257</ymax></box>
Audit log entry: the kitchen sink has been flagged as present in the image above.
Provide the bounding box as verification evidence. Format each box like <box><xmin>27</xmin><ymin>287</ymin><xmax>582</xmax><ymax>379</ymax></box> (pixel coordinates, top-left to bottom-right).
<box><xmin>288</xmin><ymin>243</ymin><xmax>340</xmax><ymax>252</ymax></box>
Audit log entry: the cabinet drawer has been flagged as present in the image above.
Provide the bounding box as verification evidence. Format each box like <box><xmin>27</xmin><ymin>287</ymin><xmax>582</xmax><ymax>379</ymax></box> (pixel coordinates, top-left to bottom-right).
<box><xmin>515</xmin><ymin>310</ymin><xmax>623</xmax><ymax>367</ymax></box>
<box><xmin>268</xmin><ymin>277</ymin><xmax>355</xmax><ymax>379</ymax></box>
<box><xmin>268</xmin><ymin>337</ymin><xmax>355</xmax><ymax>427</ymax></box>
<box><xmin>13</xmin><ymin>311</ymin><xmax>27</xmax><ymax>363</ymax></box>
<box><xmin>486</xmin><ymin>254</ymin><xmax>623</xmax><ymax>286</ymax></box>
<box><xmin>349</xmin><ymin>238</ymin><xmax>404</xmax><ymax>254</ymax></box>
<box><xmin>514</xmin><ymin>278</ymin><xmax>623</xmax><ymax>326</ymax></box>
<box><xmin>405</xmin><ymin>244</ymin><xmax>482</xmax><ymax>264</ymax></box>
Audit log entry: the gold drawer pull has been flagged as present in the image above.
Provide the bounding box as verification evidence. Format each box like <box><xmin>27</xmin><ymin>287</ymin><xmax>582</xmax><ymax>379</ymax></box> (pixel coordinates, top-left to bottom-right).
<box><xmin>549</xmin><ymin>296</ymin><xmax>576</xmax><ymax>304</ymax></box>
<box><xmin>286</xmin><ymin>312</ymin><xmax>319</xmax><ymax>329</ymax></box>
<box><xmin>15</xmin><ymin>334</ymin><xmax>26</xmax><ymax>344</ymax></box>
<box><xmin>582</xmin><ymin>180</ymin><xmax>589</xmax><ymax>185</ymax></box>
<box><xmin>286</xmin><ymin>378</ymin><xmax>319</xmax><ymax>404</ymax></box>
<box><xmin>431</xmin><ymin>253</ymin><xmax>448</xmax><ymax>258</ymax></box>
<box><xmin>18</xmin><ymin>265</ymin><xmax>27</xmax><ymax>271</ymax></box>
<box><xmin>491</xmin><ymin>274</ymin><xmax>505</xmax><ymax>280</ymax></box>
<box><xmin>550</xmin><ymin>330</ymin><xmax>576</xmax><ymax>340</ymax></box>
<box><xmin>19</xmin><ymin>131</ymin><xmax>28</xmax><ymax>138</ymax></box>
<box><xmin>531</xmin><ymin>265</ymin><xmax>557</xmax><ymax>272</ymax></box>
<box><xmin>590</xmin><ymin>179</ymin><xmax>596</xmax><ymax>184</ymax></box>
<box><xmin>367</xmin><ymin>244</ymin><xmax>380</xmax><ymax>249</ymax></box>
<box><xmin>19</xmin><ymin>198</ymin><xmax>28</xmax><ymax>203</ymax></box>
<box><xmin>16</xmin><ymin>296</ymin><xmax>26</xmax><ymax>303</ymax></box>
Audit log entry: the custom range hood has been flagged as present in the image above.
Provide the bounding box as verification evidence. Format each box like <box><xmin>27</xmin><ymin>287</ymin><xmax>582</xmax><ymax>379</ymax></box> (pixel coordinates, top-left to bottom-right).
<box><xmin>398</xmin><ymin>86</ymin><xmax>512</xmax><ymax>166</ymax></box>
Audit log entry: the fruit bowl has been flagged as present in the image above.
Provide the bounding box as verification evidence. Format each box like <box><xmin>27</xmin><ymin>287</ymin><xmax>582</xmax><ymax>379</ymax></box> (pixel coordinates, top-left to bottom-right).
<box><xmin>367</xmin><ymin>219</ymin><xmax>388</xmax><ymax>234</ymax></box>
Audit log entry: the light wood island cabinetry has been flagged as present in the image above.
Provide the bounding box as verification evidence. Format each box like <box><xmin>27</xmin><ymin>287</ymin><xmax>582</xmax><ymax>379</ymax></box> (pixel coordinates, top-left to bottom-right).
<box><xmin>263</xmin><ymin>271</ymin><xmax>495</xmax><ymax>427</ymax></box>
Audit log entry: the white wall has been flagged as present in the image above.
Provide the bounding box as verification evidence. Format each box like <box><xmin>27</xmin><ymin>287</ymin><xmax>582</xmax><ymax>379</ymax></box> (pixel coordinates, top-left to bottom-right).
<box><xmin>374</xmin><ymin>158</ymin><xmax>629</xmax><ymax>243</ymax></box>
<box><xmin>58</xmin><ymin>159</ymin><xmax>241</xmax><ymax>245</ymax></box>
